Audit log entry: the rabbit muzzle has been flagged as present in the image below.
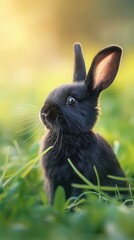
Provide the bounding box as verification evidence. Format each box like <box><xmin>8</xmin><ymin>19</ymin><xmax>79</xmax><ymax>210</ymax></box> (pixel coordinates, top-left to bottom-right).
<box><xmin>40</xmin><ymin>103</ymin><xmax>59</xmax><ymax>129</ymax></box>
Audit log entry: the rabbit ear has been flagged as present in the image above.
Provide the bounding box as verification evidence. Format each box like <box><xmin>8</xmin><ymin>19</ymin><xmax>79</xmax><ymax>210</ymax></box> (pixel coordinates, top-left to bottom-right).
<box><xmin>85</xmin><ymin>46</ymin><xmax>122</xmax><ymax>92</ymax></box>
<box><xmin>73</xmin><ymin>43</ymin><xmax>86</xmax><ymax>82</ymax></box>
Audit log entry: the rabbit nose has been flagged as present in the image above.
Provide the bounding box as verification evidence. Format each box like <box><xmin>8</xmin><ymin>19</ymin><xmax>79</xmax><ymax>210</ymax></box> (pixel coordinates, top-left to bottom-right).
<box><xmin>41</xmin><ymin>104</ymin><xmax>50</xmax><ymax>116</ymax></box>
<box><xmin>40</xmin><ymin>104</ymin><xmax>58</xmax><ymax>123</ymax></box>
<box><xmin>40</xmin><ymin>104</ymin><xmax>50</xmax><ymax>121</ymax></box>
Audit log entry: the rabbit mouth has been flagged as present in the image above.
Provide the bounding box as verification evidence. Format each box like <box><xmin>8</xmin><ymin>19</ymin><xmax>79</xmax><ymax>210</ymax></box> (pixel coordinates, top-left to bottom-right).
<box><xmin>40</xmin><ymin>104</ymin><xmax>59</xmax><ymax>129</ymax></box>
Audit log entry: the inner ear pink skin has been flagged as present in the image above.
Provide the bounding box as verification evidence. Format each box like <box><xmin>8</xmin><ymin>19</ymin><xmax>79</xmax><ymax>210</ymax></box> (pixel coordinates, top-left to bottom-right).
<box><xmin>93</xmin><ymin>52</ymin><xmax>116</xmax><ymax>90</ymax></box>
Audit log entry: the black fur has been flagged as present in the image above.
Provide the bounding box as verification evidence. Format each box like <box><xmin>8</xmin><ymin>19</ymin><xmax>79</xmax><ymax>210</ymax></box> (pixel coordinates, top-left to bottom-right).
<box><xmin>40</xmin><ymin>43</ymin><xmax>128</xmax><ymax>204</ymax></box>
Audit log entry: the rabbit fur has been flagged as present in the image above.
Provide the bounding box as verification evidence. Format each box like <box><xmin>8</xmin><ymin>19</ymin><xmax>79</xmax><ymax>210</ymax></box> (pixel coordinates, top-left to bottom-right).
<box><xmin>40</xmin><ymin>43</ymin><xmax>128</xmax><ymax>204</ymax></box>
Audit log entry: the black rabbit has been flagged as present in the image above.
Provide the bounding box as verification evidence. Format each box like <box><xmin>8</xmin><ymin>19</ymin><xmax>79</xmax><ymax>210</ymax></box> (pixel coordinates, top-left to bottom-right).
<box><xmin>40</xmin><ymin>43</ymin><xmax>128</xmax><ymax>204</ymax></box>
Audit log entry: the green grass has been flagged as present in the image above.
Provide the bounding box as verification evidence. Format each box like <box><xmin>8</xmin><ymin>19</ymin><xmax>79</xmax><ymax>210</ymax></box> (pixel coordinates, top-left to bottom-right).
<box><xmin>0</xmin><ymin>56</ymin><xmax>134</xmax><ymax>240</ymax></box>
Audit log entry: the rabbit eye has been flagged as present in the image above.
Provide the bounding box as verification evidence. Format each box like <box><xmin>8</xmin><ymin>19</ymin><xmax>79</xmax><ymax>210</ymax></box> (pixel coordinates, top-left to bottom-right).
<box><xmin>67</xmin><ymin>96</ymin><xmax>78</xmax><ymax>106</ymax></box>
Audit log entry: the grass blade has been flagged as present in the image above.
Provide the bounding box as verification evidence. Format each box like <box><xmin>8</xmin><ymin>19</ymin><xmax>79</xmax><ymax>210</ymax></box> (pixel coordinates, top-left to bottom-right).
<box><xmin>0</xmin><ymin>147</ymin><xmax>10</xmax><ymax>183</ymax></box>
<box><xmin>107</xmin><ymin>175</ymin><xmax>128</xmax><ymax>181</ymax></box>
<box><xmin>72</xmin><ymin>183</ymin><xmax>134</xmax><ymax>192</ymax></box>
<box><xmin>3</xmin><ymin>146</ymin><xmax>53</xmax><ymax>187</ymax></box>
<box><xmin>68</xmin><ymin>158</ymin><xmax>94</xmax><ymax>186</ymax></box>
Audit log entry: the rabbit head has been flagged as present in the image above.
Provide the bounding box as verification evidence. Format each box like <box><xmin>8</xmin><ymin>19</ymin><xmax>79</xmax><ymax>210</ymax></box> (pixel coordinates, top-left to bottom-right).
<box><xmin>40</xmin><ymin>43</ymin><xmax>122</xmax><ymax>134</ymax></box>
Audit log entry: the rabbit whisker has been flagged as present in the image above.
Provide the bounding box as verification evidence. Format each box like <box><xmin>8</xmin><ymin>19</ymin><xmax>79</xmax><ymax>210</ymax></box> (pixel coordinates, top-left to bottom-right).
<box><xmin>55</xmin><ymin>124</ymin><xmax>63</xmax><ymax>157</ymax></box>
<box><xmin>17</xmin><ymin>118</ymin><xmax>39</xmax><ymax>124</ymax></box>
<box><xmin>23</xmin><ymin>125</ymin><xmax>43</xmax><ymax>143</ymax></box>
<box><xmin>19</xmin><ymin>122</ymin><xmax>41</xmax><ymax>136</ymax></box>
<box><xmin>53</xmin><ymin>120</ymin><xmax>61</xmax><ymax>149</ymax></box>
<box><xmin>62</xmin><ymin>115</ymin><xmax>72</xmax><ymax>133</ymax></box>
<box><xmin>17</xmin><ymin>122</ymin><xmax>41</xmax><ymax>133</ymax></box>
<box><xmin>30</xmin><ymin>126</ymin><xmax>44</xmax><ymax>148</ymax></box>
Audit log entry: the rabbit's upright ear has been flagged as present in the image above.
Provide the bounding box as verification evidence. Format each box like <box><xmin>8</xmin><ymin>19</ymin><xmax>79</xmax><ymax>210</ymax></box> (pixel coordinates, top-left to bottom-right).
<box><xmin>85</xmin><ymin>46</ymin><xmax>122</xmax><ymax>92</ymax></box>
<box><xmin>73</xmin><ymin>43</ymin><xmax>86</xmax><ymax>82</ymax></box>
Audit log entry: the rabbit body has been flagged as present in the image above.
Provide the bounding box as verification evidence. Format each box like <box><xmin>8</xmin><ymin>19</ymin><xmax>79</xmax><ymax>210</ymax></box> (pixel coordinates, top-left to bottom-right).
<box><xmin>41</xmin><ymin>131</ymin><xmax>127</xmax><ymax>204</ymax></box>
<box><xmin>40</xmin><ymin>44</ymin><xmax>128</xmax><ymax>203</ymax></box>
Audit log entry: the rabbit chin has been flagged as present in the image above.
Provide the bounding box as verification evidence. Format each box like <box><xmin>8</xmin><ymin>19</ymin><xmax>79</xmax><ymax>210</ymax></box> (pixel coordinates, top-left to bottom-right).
<box><xmin>45</xmin><ymin>119</ymin><xmax>93</xmax><ymax>135</ymax></box>
<box><xmin>44</xmin><ymin>118</ymin><xmax>60</xmax><ymax>132</ymax></box>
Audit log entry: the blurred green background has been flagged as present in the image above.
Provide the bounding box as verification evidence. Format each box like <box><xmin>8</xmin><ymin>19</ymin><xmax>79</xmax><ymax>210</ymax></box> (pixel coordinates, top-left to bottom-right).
<box><xmin>0</xmin><ymin>0</ymin><xmax>133</xmax><ymax>167</ymax></box>
<box><xmin>0</xmin><ymin>1</ymin><xmax>134</xmax><ymax>239</ymax></box>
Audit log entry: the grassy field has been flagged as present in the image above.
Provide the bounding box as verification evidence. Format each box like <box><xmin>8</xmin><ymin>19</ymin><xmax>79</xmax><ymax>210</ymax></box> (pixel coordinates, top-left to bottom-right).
<box><xmin>0</xmin><ymin>52</ymin><xmax>134</xmax><ymax>240</ymax></box>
